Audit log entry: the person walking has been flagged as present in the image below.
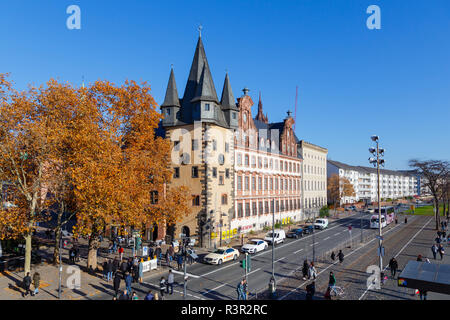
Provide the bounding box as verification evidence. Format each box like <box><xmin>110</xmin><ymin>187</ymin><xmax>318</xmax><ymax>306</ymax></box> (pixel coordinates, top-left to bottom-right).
<box><xmin>388</xmin><ymin>257</ymin><xmax>398</xmax><ymax>278</ymax></box>
<box><xmin>159</xmin><ymin>277</ymin><xmax>166</xmax><ymax>299</ymax></box>
<box><xmin>431</xmin><ymin>244</ymin><xmax>438</xmax><ymax>260</ymax></box>
<box><xmin>301</xmin><ymin>260</ymin><xmax>308</xmax><ymax>280</ymax></box>
<box><xmin>417</xmin><ymin>254</ymin><xmax>423</xmax><ymax>262</ymax></box>
<box><xmin>338</xmin><ymin>250</ymin><xmax>344</xmax><ymax>263</ymax></box>
<box><xmin>236</xmin><ymin>279</ymin><xmax>245</xmax><ymax>300</ymax></box>
<box><xmin>120</xmin><ymin>259</ymin><xmax>128</xmax><ymax>274</ymax></box>
<box><xmin>419</xmin><ymin>289</ymin><xmax>428</xmax><ymax>300</ymax></box>
<box><xmin>118</xmin><ymin>246</ymin><xmax>124</xmax><ymax>261</ymax></box>
<box><xmin>138</xmin><ymin>259</ymin><xmax>143</xmax><ymax>284</ymax></box>
<box><xmin>119</xmin><ymin>289</ymin><xmax>129</xmax><ymax>300</ymax></box>
<box><xmin>112</xmin><ymin>257</ymin><xmax>119</xmax><ymax>276</ymax></box>
<box><xmin>305</xmin><ymin>281</ymin><xmax>315</xmax><ymax>300</ymax></box>
<box><xmin>165</xmin><ymin>250</ymin><xmax>171</xmax><ymax>267</ymax></box>
<box><xmin>438</xmin><ymin>244</ymin><xmax>445</xmax><ymax>260</ymax></box>
<box><xmin>330</xmin><ymin>251</ymin><xmax>335</xmax><ymax>261</ymax></box>
<box><xmin>243</xmin><ymin>279</ymin><xmax>248</xmax><ymax>300</ymax></box>
<box><xmin>22</xmin><ymin>273</ymin><xmax>32</xmax><ymax>297</ymax></box>
<box><xmin>125</xmin><ymin>272</ymin><xmax>133</xmax><ymax>295</ymax></box>
<box><xmin>131</xmin><ymin>291</ymin><xmax>139</xmax><ymax>300</ymax></box>
<box><xmin>328</xmin><ymin>271</ymin><xmax>337</xmax><ymax>295</ymax></box>
<box><xmin>308</xmin><ymin>262</ymin><xmax>317</xmax><ymax>280</ymax></box>
<box><xmin>167</xmin><ymin>270</ymin><xmax>174</xmax><ymax>295</ymax></box>
<box><xmin>32</xmin><ymin>272</ymin><xmax>40</xmax><ymax>296</ymax></box>
<box><xmin>177</xmin><ymin>254</ymin><xmax>183</xmax><ymax>271</ymax></box>
<box><xmin>113</xmin><ymin>272</ymin><xmax>121</xmax><ymax>297</ymax></box>
<box><xmin>106</xmin><ymin>259</ymin><xmax>113</xmax><ymax>282</ymax></box>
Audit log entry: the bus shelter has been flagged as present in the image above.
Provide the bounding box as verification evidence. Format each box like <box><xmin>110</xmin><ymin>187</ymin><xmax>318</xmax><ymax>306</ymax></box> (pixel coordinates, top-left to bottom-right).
<box><xmin>398</xmin><ymin>261</ymin><xmax>450</xmax><ymax>295</ymax></box>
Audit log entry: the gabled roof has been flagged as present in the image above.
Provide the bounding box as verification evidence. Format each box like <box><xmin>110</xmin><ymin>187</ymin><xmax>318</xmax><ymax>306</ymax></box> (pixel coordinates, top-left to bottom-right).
<box><xmin>161</xmin><ymin>68</ymin><xmax>180</xmax><ymax>108</ymax></box>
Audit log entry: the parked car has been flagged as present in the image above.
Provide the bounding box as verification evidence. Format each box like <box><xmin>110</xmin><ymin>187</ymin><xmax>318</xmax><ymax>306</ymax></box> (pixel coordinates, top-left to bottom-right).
<box><xmin>203</xmin><ymin>247</ymin><xmax>239</xmax><ymax>265</ymax></box>
<box><xmin>299</xmin><ymin>225</ymin><xmax>314</xmax><ymax>235</ymax></box>
<box><xmin>241</xmin><ymin>239</ymin><xmax>268</xmax><ymax>254</ymax></box>
<box><xmin>286</xmin><ymin>228</ymin><xmax>304</xmax><ymax>239</ymax></box>
<box><xmin>367</xmin><ymin>208</ymin><xmax>375</xmax><ymax>213</ymax></box>
<box><xmin>264</xmin><ymin>229</ymin><xmax>286</xmax><ymax>245</ymax></box>
<box><xmin>314</xmin><ymin>218</ymin><xmax>329</xmax><ymax>230</ymax></box>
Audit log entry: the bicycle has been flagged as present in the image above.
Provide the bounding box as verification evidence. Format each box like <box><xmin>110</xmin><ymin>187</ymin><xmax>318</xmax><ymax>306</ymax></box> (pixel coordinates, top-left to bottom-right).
<box><xmin>329</xmin><ymin>286</ymin><xmax>345</xmax><ymax>299</ymax></box>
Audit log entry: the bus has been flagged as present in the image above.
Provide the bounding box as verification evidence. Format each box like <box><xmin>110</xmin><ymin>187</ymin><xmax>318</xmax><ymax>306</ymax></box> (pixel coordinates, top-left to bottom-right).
<box><xmin>370</xmin><ymin>206</ymin><xmax>395</xmax><ymax>229</ymax></box>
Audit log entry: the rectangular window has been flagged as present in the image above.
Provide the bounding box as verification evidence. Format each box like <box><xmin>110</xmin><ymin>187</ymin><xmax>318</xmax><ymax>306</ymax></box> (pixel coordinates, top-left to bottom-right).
<box><xmin>205</xmin><ymin>103</ymin><xmax>210</xmax><ymax>111</ymax></box>
<box><xmin>265</xmin><ymin>201</ymin><xmax>269</xmax><ymax>214</ymax></box>
<box><xmin>275</xmin><ymin>178</ymin><xmax>279</xmax><ymax>190</ymax></box>
<box><xmin>258</xmin><ymin>202</ymin><xmax>263</xmax><ymax>215</ymax></box>
<box><xmin>238</xmin><ymin>203</ymin><xmax>243</xmax><ymax>218</ymax></box>
<box><xmin>252</xmin><ymin>177</ymin><xmax>256</xmax><ymax>190</ymax></box>
<box><xmin>173</xmin><ymin>167</ymin><xmax>180</xmax><ymax>179</ymax></box>
<box><xmin>237</xmin><ymin>153</ymin><xmax>242</xmax><ymax>166</ymax></box>
<box><xmin>276</xmin><ymin>200</ymin><xmax>279</xmax><ymax>213</ymax></box>
<box><xmin>258</xmin><ymin>157</ymin><xmax>262</xmax><ymax>168</ymax></box>
<box><xmin>245</xmin><ymin>155</ymin><xmax>249</xmax><ymax>166</ymax></box>
<box><xmin>232</xmin><ymin>112</ymin><xmax>237</xmax><ymax>120</ymax></box>
<box><xmin>237</xmin><ymin>176</ymin><xmax>242</xmax><ymax>190</ymax></box>
<box><xmin>219</xmin><ymin>174</ymin><xmax>224</xmax><ymax>185</ymax></box>
<box><xmin>221</xmin><ymin>194</ymin><xmax>228</xmax><ymax>205</ymax></box>
<box><xmin>225</xmin><ymin>142</ymin><xmax>229</xmax><ymax>153</ymax></box>
<box><xmin>174</xmin><ymin>140</ymin><xmax>180</xmax><ymax>151</ymax></box>
<box><xmin>225</xmin><ymin>168</ymin><xmax>230</xmax><ymax>179</ymax></box>
<box><xmin>264</xmin><ymin>177</ymin><xmax>268</xmax><ymax>191</ymax></box>
<box><xmin>280</xmin><ymin>160</ymin><xmax>284</xmax><ymax>171</ymax></box>
<box><xmin>252</xmin><ymin>202</ymin><xmax>257</xmax><ymax>216</ymax></box>
<box><xmin>166</xmin><ymin>108</ymin><xmax>171</xmax><ymax>115</ymax></box>
<box><xmin>270</xmin><ymin>178</ymin><xmax>273</xmax><ymax>190</ymax></box>
<box><xmin>245</xmin><ymin>203</ymin><xmax>251</xmax><ymax>217</ymax></box>
<box><xmin>245</xmin><ymin>177</ymin><xmax>249</xmax><ymax>191</ymax></box>
<box><xmin>281</xmin><ymin>178</ymin><xmax>284</xmax><ymax>191</ymax></box>
<box><xmin>192</xmin><ymin>139</ymin><xmax>198</xmax><ymax>151</ymax></box>
<box><xmin>258</xmin><ymin>177</ymin><xmax>262</xmax><ymax>191</ymax></box>
<box><xmin>192</xmin><ymin>195</ymin><xmax>200</xmax><ymax>206</ymax></box>
<box><xmin>192</xmin><ymin>166</ymin><xmax>199</xmax><ymax>178</ymax></box>
<box><xmin>212</xmin><ymin>167</ymin><xmax>217</xmax><ymax>178</ymax></box>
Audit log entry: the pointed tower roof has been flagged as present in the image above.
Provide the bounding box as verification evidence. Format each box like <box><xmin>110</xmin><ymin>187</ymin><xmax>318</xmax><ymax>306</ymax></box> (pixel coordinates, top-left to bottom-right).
<box><xmin>161</xmin><ymin>68</ymin><xmax>180</xmax><ymax>108</ymax></box>
<box><xmin>255</xmin><ymin>91</ymin><xmax>268</xmax><ymax>123</ymax></box>
<box><xmin>220</xmin><ymin>73</ymin><xmax>237</xmax><ymax>110</ymax></box>
<box><xmin>191</xmin><ymin>63</ymin><xmax>219</xmax><ymax>103</ymax></box>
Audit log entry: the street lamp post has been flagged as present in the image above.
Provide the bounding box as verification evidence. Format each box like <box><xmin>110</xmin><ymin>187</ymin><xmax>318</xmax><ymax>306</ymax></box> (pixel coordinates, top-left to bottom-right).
<box><xmin>369</xmin><ymin>136</ymin><xmax>385</xmax><ymax>275</ymax></box>
<box><xmin>269</xmin><ymin>200</ymin><xmax>276</xmax><ymax>298</ymax></box>
<box><xmin>58</xmin><ymin>230</ymin><xmax>62</xmax><ymax>299</ymax></box>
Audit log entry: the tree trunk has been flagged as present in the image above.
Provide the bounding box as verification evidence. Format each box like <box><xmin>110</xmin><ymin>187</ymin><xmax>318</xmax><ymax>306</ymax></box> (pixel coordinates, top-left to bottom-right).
<box><xmin>53</xmin><ymin>227</ymin><xmax>61</xmax><ymax>264</ymax></box>
<box><xmin>24</xmin><ymin>233</ymin><xmax>32</xmax><ymax>276</ymax></box>
<box><xmin>435</xmin><ymin>197</ymin><xmax>440</xmax><ymax>230</ymax></box>
<box><xmin>87</xmin><ymin>235</ymin><xmax>99</xmax><ymax>272</ymax></box>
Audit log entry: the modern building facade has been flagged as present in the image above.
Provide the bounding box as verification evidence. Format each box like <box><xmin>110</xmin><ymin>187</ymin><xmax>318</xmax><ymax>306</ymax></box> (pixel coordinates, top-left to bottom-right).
<box><xmin>298</xmin><ymin>141</ymin><xmax>328</xmax><ymax>218</ymax></box>
<box><xmin>327</xmin><ymin>160</ymin><xmax>418</xmax><ymax>203</ymax></box>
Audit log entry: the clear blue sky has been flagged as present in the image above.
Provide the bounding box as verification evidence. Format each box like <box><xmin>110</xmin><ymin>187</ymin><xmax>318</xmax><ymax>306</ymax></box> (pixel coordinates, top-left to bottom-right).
<box><xmin>1</xmin><ymin>1</ymin><xmax>449</xmax><ymax>170</ymax></box>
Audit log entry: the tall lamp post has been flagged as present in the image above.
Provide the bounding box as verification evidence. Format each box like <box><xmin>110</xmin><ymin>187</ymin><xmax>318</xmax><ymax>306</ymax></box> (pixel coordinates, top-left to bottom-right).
<box><xmin>369</xmin><ymin>135</ymin><xmax>385</xmax><ymax>274</ymax></box>
<box><xmin>268</xmin><ymin>200</ymin><xmax>276</xmax><ymax>298</ymax></box>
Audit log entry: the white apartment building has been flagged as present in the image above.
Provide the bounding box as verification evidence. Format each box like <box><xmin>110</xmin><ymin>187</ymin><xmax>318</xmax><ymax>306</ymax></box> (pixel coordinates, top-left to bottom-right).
<box><xmin>327</xmin><ymin>160</ymin><xmax>418</xmax><ymax>203</ymax></box>
<box><xmin>298</xmin><ymin>141</ymin><xmax>328</xmax><ymax>218</ymax></box>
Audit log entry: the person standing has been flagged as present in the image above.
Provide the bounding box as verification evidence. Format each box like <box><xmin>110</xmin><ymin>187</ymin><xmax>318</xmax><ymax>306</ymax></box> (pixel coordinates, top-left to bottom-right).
<box><xmin>305</xmin><ymin>281</ymin><xmax>315</xmax><ymax>300</ymax></box>
<box><xmin>165</xmin><ymin>250</ymin><xmax>171</xmax><ymax>267</ymax></box>
<box><xmin>32</xmin><ymin>272</ymin><xmax>40</xmax><ymax>296</ymax></box>
<box><xmin>113</xmin><ymin>272</ymin><xmax>121</xmax><ymax>298</ymax></box>
<box><xmin>388</xmin><ymin>257</ymin><xmax>398</xmax><ymax>278</ymax></box>
<box><xmin>125</xmin><ymin>272</ymin><xmax>133</xmax><ymax>295</ymax></box>
<box><xmin>328</xmin><ymin>271</ymin><xmax>337</xmax><ymax>295</ymax></box>
<box><xmin>438</xmin><ymin>244</ymin><xmax>445</xmax><ymax>260</ymax></box>
<box><xmin>338</xmin><ymin>250</ymin><xmax>344</xmax><ymax>263</ymax></box>
<box><xmin>302</xmin><ymin>260</ymin><xmax>308</xmax><ymax>280</ymax></box>
<box><xmin>308</xmin><ymin>262</ymin><xmax>317</xmax><ymax>280</ymax></box>
<box><xmin>236</xmin><ymin>279</ymin><xmax>245</xmax><ymax>300</ymax></box>
<box><xmin>107</xmin><ymin>259</ymin><xmax>113</xmax><ymax>282</ymax></box>
<box><xmin>159</xmin><ymin>277</ymin><xmax>166</xmax><ymax>299</ymax></box>
<box><xmin>431</xmin><ymin>244</ymin><xmax>438</xmax><ymax>260</ymax></box>
<box><xmin>243</xmin><ymin>279</ymin><xmax>248</xmax><ymax>300</ymax></box>
<box><xmin>131</xmin><ymin>291</ymin><xmax>139</xmax><ymax>300</ymax></box>
<box><xmin>119</xmin><ymin>289</ymin><xmax>129</xmax><ymax>300</ymax></box>
<box><xmin>22</xmin><ymin>273</ymin><xmax>32</xmax><ymax>297</ymax></box>
<box><xmin>167</xmin><ymin>270</ymin><xmax>174</xmax><ymax>295</ymax></box>
<box><xmin>417</xmin><ymin>254</ymin><xmax>423</xmax><ymax>262</ymax></box>
<box><xmin>138</xmin><ymin>259</ymin><xmax>143</xmax><ymax>284</ymax></box>
<box><xmin>118</xmin><ymin>246</ymin><xmax>124</xmax><ymax>261</ymax></box>
<box><xmin>177</xmin><ymin>254</ymin><xmax>183</xmax><ymax>271</ymax></box>
<box><xmin>144</xmin><ymin>290</ymin><xmax>154</xmax><ymax>300</ymax></box>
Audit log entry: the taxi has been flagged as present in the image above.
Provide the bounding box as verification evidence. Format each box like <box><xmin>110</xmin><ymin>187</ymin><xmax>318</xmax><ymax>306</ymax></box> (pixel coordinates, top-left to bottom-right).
<box><xmin>203</xmin><ymin>247</ymin><xmax>240</xmax><ymax>265</ymax></box>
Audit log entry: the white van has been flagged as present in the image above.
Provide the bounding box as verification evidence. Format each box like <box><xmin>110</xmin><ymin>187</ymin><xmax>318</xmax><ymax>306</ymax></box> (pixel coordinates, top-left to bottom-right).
<box><xmin>264</xmin><ymin>229</ymin><xmax>286</xmax><ymax>245</ymax></box>
<box><xmin>314</xmin><ymin>218</ymin><xmax>329</xmax><ymax>230</ymax></box>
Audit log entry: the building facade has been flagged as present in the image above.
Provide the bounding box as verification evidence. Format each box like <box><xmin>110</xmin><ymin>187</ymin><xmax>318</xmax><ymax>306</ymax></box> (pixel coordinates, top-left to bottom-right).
<box><xmin>231</xmin><ymin>93</ymin><xmax>303</xmax><ymax>234</ymax></box>
<box><xmin>327</xmin><ymin>160</ymin><xmax>418</xmax><ymax>203</ymax></box>
<box><xmin>298</xmin><ymin>141</ymin><xmax>328</xmax><ymax>219</ymax></box>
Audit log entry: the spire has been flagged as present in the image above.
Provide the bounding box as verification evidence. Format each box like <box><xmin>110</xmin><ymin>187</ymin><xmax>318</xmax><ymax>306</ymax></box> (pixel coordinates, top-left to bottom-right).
<box><xmin>161</xmin><ymin>67</ymin><xmax>180</xmax><ymax>108</ymax></box>
<box><xmin>255</xmin><ymin>91</ymin><xmax>268</xmax><ymax>123</ymax></box>
<box><xmin>220</xmin><ymin>73</ymin><xmax>237</xmax><ymax>109</ymax></box>
<box><xmin>191</xmin><ymin>60</ymin><xmax>219</xmax><ymax>103</ymax></box>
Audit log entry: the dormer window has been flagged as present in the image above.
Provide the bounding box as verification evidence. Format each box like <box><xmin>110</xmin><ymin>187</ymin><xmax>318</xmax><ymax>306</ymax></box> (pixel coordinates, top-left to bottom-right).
<box><xmin>205</xmin><ymin>103</ymin><xmax>210</xmax><ymax>111</ymax></box>
<box><xmin>232</xmin><ymin>112</ymin><xmax>237</xmax><ymax>120</ymax></box>
<box><xmin>166</xmin><ymin>108</ymin><xmax>171</xmax><ymax>115</ymax></box>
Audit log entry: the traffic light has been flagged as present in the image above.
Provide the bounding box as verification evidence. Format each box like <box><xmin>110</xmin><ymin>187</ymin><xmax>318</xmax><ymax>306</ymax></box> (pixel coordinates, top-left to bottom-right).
<box><xmin>240</xmin><ymin>258</ymin><xmax>246</xmax><ymax>270</ymax></box>
<box><xmin>246</xmin><ymin>254</ymin><xmax>251</xmax><ymax>272</ymax></box>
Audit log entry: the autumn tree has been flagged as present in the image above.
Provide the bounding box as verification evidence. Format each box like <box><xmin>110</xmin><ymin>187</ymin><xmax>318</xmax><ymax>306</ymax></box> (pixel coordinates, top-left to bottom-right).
<box><xmin>68</xmin><ymin>80</ymin><xmax>190</xmax><ymax>270</ymax></box>
<box><xmin>327</xmin><ymin>174</ymin><xmax>355</xmax><ymax>215</ymax></box>
<box><xmin>409</xmin><ymin>159</ymin><xmax>449</xmax><ymax>230</ymax></box>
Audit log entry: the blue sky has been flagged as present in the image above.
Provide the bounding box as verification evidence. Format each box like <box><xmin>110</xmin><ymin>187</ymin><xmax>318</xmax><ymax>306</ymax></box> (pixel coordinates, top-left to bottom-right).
<box><xmin>1</xmin><ymin>1</ymin><xmax>449</xmax><ymax>170</ymax></box>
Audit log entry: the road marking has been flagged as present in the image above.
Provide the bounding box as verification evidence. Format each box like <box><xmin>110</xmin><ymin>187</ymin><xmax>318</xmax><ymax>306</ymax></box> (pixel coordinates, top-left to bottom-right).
<box><xmin>324</xmin><ymin>237</ymin><xmax>330</xmax><ymax>241</ymax></box>
<box><xmin>358</xmin><ymin>217</ymin><xmax>432</xmax><ymax>301</ymax></box>
<box><xmin>248</xmin><ymin>267</ymin><xmax>262</xmax><ymax>275</ymax></box>
<box><xmin>310</xmin><ymin>242</ymin><xmax>319</xmax><ymax>246</ymax></box>
<box><xmin>279</xmin><ymin>219</ymin><xmax>406</xmax><ymax>300</ymax></box>
<box><xmin>334</xmin><ymin>232</ymin><xmax>341</xmax><ymax>236</ymax></box>
<box><xmin>294</xmin><ymin>249</ymin><xmax>303</xmax><ymax>254</ymax></box>
<box><xmin>171</xmin><ymin>270</ymin><xmax>200</xmax><ymax>278</ymax></box>
<box><xmin>275</xmin><ymin>257</ymin><xmax>285</xmax><ymax>263</ymax></box>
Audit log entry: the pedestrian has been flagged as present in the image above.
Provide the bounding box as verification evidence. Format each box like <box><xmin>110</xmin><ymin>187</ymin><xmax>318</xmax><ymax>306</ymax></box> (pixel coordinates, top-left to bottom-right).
<box><xmin>125</xmin><ymin>272</ymin><xmax>133</xmax><ymax>295</ymax></box>
<box><xmin>389</xmin><ymin>257</ymin><xmax>398</xmax><ymax>278</ymax></box>
<box><xmin>305</xmin><ymin>281</ymin><xmax>315</xmax><ymax>300</ymax></box>
<box><xmin>112</xmin><ymin>257</ymin><xmax>119</xmax><ymax>276</ymax></box>
<box><xmin>138</xmin><ymin>259</ymin><xmax>143</xmax><ymax>284</ymax></box>
<box><xmin>153</xmin><ymin>292</ymin><xmax>160</xmax><ymax>300</ymax></box>
<box><xmin>419</xmin><ymin>289</ymin><xmax>427</xmax><ymax>300</ymax></box>
<box><xmin>438</xmin><ymin>244</ymin><xmax>445</xmax><ymax>260</ymax></box>
<box><xmin>120</xmin><ymin>259</ymin><xmax>128</xmax><ymax>274</ymax></box>
<box><xmin>106</xmin><ymin>259</ymin><xmax>113</xmax><ymax>282</ymax></box>
<box><xmin>236</xmin><ymin>279</ymin><xmax>245</xmax><ymax>300</ymax></box>
<box><xmin>148</xmin><ymin>247</ymin><xmax>154</xmax><ymax>260</ymax></box>
<box><xmin>69</xmin><ymin>247</ymin><xmax>76</xmax><ymax>264</ymax></box>
<box><xmin>22</xmin><ymin>272</ymin><xmax>32</xmax><ymax>297</ymax></box>
<box><xmin>328</xmin><ymin>271</ymin><xmax>337</xmax><ymax>295</ymax></box>
<box><xmin>159</xmin><ymin>277</ymin><xmax>166</xmax><ymax>299</ymax></box>
<box><xmin>330</xmin><ymin>251</ymin><xmax>335</xmax><ymax>261</ymax></box>
<box><xmin>324</xmin><ymin>286</ymin><xmax>332</xmax><ymax>300</ymax></box>
<box><xmin>308</xmin><ymin>262</ymin><xmax>317</xmax><ymax>280</ymax></box>
<box><xmin>113</xmin><ymin>272</ymin><xmax>121</xmax><ymax>297</ymax></box>
<box><xmin>177</xmin><ymin>254</ymin><xmax>183</xmax><ymax>271</ymax></box>
<box><xmin>431</xmin><ymin>244</ymin><xmax>438</xmax><ymax>260</ymax></box>
<box><xmin>243</xmin><ymin>278</ymin><xmax>248</xmax><ymax>300</ymax></box>
<box><xmin>167</xmin><ymin>269</ymin><xmax>174</xmax><ymax>295</ymax></box>
<box><xmin>144</xmin><ymin>290</ymin><xmax>154</xmax><ymax>300</ymax></box>
<box><xmin>118</xmin><ymin>246</ymin><xmax>124</xmax><ymax>261</ymax></box>
<box><xmin>338</xmin><ymin>250</ymin><xmax>344</xmax><ymax>263</ymax></box>
<box><xmin>119</xmin><ymin>289</ymin><xmax>129</xmax><ymax>300</ymax></box>
<box><xmin>102</xmin><ymin>259</ymin><xmax>108</xmax><ymax>280</ymax></box>
<box><xmin>32</xmin><ymin>272</ymin><xmax>40</xmax><ymax>296</ymax></box>
<box><xmin>131</xmin><ymin>291</ymin><xmax>139</xmax><ymax>300</ymax></box>
<box><xmin>405</xmin><ymin>216</ymin><xmax>408</xmax><ymax>224</ymax></box>
<box><xmin>417</xmin><ymin>254</ymin><xmax>423</xmax><ymax>262</ymax></box>
<box><xmin>302</xmin><ymin>260</ymin><xmax>308</xmax><ymax>280</ymax></box>
<box><xmin>165</xmin><ymin>250</ymin><xmax>171</xmax><ymax>267</ymax></box>
<box><xmin>155</xmin><ymin>246</ymin><xmax>162</xmax><ymax>260</ymax></box>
